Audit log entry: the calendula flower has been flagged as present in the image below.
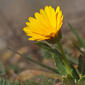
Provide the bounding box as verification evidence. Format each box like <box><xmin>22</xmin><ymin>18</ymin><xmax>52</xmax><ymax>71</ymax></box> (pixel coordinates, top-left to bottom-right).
<box><xmin>23</xmin><ymin>6</ymin><xmax>63</xmax><ymax>41</ymax></box>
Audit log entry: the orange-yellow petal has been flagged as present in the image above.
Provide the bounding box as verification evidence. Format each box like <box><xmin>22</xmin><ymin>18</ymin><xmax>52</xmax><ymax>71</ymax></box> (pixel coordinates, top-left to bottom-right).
<box><xmin>23</xmin><ymin>6</ymin><xmax>63</xmax><ymax>41</ymax></box>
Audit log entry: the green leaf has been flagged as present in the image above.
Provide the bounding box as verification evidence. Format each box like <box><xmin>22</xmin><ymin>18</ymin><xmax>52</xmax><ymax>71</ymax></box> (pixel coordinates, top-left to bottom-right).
<box><xmin>36</xmin><ymin>42</ymin><xmax>79</xmax><ymax>78</ymax></box>
<box><xmin>36</xmin><ymin>42</ymin><xmax>67</xmax><ymax>75</ymax></box>
<box><xmin>41</xmin><ymin>49</ymin><xmax>51</xmax><ymax>58</ymax></box>
<box><xmin>68</xmin><ymin>23</ymin><xmax>85</xmax><ymax>48</ymax></box>
<box><xmin>52</xmin><ymin>53</ymin><xmax>67</xmax><ymax>76</ymax></box>
<box><xmin>73</xmin><ymin>43</ymin><xmax>85</xmax><ymax>56</ymax></box>
<box><xmin>65</xmin><ymin>48</ymin><xmax>78</xmax><ymax>64</ymax></box>
<box><xmin>78</xmin><ymin>55</ymin><xmax>85</xmax><ymax>75</ymax></box>
<box><xmin>66</xmin><ymin>55</ymin><xmax>78</xmax><ymax>65</ymax></box>
<box><xmin>71</xmin><ymin>65</ymin><xmax>79</xmax><ymax>81</ymax></box>
<box><xmin>36</xmin><ymin>42</ymin><xmax>50</xmax><ymax>49</ymax></box>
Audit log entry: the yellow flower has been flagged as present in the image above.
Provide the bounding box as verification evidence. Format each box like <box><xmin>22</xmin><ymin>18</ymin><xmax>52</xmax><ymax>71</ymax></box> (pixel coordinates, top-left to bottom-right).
<box><xmin>23</xmin><ymin>6</ymin><xmax>63</xmax><ymax>41</ymax></box>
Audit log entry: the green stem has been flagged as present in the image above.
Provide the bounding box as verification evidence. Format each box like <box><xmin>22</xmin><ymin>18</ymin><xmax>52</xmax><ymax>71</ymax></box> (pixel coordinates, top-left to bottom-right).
<box><xmin>57</xmin><ymin>41</ymin><xmax>73</xmax><ymax>76</ymax></box>
<box><xmin>7</xmin><ymin>47</ymin><xmax>59</xmax><ymax>74</ymax></box>
<box><xmin>57</xmin><ymin>41</ymin><xmax>80</xmax><ymax>80</ymax></box>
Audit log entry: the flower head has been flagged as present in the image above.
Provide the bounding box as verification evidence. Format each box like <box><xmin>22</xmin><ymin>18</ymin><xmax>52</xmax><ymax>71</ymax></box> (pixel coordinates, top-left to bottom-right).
<box><xmin>23</xmin><ymin>6</ymin><xmax>63</xmax><ymax>41</ymax></box>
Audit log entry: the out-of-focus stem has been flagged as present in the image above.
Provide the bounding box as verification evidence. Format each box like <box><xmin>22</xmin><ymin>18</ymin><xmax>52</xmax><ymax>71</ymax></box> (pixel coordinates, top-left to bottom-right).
<box><xmin>8</xmin><ymin>47</ymin><xmax>59</xmax><ymax>74</ymax></box>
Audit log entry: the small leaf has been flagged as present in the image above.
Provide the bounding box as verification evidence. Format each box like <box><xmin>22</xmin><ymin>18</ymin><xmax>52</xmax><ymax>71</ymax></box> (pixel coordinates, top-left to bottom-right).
<box><xmin>36</xmin><ymin>42</ymin><xmax>51</xmax><ymax>50</ymax></box>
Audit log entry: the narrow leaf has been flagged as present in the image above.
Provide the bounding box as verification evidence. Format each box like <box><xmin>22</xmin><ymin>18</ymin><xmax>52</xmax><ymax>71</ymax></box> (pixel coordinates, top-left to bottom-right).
<box><xmin>36</xmin><ymin>42</ymin><xmax>67</xmax><ymax>75</ymax></box>
<box><xmin>68</xmin><ymin>23</ymin><xmax>85</xmax><ymax>48</ymax></box>
<box><xmin>8</xmin><ymin>47</ymin><xmax>58</xmax><ymax>74</ymax></box>
<box><xmin>78</xmin><ymin>55</ymin><xmax>85</xmax><ymax>75</ymax></box>
<box><xmin>73</xmin><ymin>43</ymin><xmax>85</xmax><ymax>56</ymax></box>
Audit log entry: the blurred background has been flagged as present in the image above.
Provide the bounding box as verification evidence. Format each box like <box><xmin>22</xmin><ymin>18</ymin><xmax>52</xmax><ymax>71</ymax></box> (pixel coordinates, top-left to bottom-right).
<box><xmin>0</xmin><ymin>0</ymin><xmax>85</xmax><ymax>83</ymax></box>
<box><xmin>0</xmin><ymin>0</ymin><xmax>85</xmax><ymax>50</ymax></box>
